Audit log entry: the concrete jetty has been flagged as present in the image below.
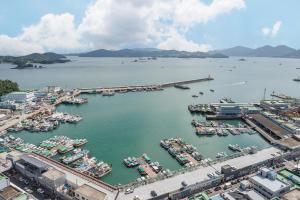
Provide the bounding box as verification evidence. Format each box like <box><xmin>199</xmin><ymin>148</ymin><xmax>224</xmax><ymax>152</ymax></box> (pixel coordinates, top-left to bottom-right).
<box><xmin>161</xmin><ymin>76</ymin><xmax>214</xmax><ymax>88</ymax></box>
<box><xmin>80</xmin><ymin>76</ymin><xmax>214</xmax><ymax>93</ymax></box>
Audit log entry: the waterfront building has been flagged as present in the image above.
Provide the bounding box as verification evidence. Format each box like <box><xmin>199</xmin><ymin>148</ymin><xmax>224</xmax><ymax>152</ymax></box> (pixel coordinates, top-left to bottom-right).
<box><xmin>1</xmin><ymin>92</ymin><xmax>34</xmax><ymax>103</ymax></box>
<box><xmin>74</xmin><ymin>184</ymin><xmax>107</xmax><ymax>200</ymax></box>
<box><xmin>15</xmin><ymin>154</ymin><xmax>49</xmax><ymax>180</ymax></box>
<box><xmin>39</xmin><ymin>168</ymin><xmax>66</xmax><ymax>191</ymax></box>
<box><xmin>217</xmin><ymin>105</ymin><xmax>242</xmax><ymax>117</ymax></box>
<box><xmin>260</xmin><ymin>100</ymin><xmax>290</xmax><ymax>111</ymax></box>
<box><xmin>249</xmin><ymin>168</ymin><xmax>290</xmax><ymax>199</ymax></box>
<box><xmin>0</xmin><ymin>101</ymin><xmax>19</xmax><ymax>110</ymax></box>
<box><xmin>43</xmin><ymin>86</ymin><xmax>62</xmax><ymax>94</ymax></box>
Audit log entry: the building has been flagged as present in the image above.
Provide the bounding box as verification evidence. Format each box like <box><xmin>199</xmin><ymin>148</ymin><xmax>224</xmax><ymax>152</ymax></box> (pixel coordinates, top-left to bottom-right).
<box><xmin>15</xmin><ymin>154</ymin><xmax>49</xmax><ymax>180</ymax></box>
<box><xmin>0</xmin><ymin>101</ymin><xmax>19</xmax><ymax>110</ymax></box>
<box><xmin>1</xmin><ymin>92</ymin><xmax>34</xmax><ymax>103</ymax></box>
<box><xmin>0</xmin><ymin>114</ymin><xmax>8</xmax><ymax>122</ymax></box>
<box><xmin>74</xmin><ymin>184</ymin><xmax>107</xmax><ymax>200</ymax></box>
<box><xmin>281</xmin><ymin>188</ymin><xmax>300</xmax><ymax>200</ymax></box>
<box><xmin>218</xmin><ymin>105</ymin><xmax>242</xmax><ymax>116</ymax></box>
<box><xmin>39</xmin><ymin>168</ymin><xmax>66</xmax><ymax>191</ymax></box>
<box><xmin>249</xmin><ymin>168</ymin><xmax>290</xmax><ymax>199</ymax></box>
<box><xmin>0</xmin><ymin>174</ymin><xmax>10</xmax><ymax>191</ymax></box>
<box><xmin>43</xmin><ymin>86</ymin><xmax>62</xmax><ymax>94</ymax></box>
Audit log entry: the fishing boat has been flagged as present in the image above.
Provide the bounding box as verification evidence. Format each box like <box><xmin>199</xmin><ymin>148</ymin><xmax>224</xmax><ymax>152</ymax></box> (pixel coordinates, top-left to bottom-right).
<box><xmin>210</xmin><ymin>89</ymin><xmax>215</xmax><ymax>92</ymax></box>
<box><xmin>57</xmin><ymin>145</ymin><xmax>74</xmax><ymax>154</ymax></box>
<box><xmin>199</xmin><ymin>91</ymin><xmax>204</xmax><ymax>95</ymax></box>
<box><xmin>293</xmin><ymin>77</ymin><xmax>300</xmax><ymax>82</ymax></box>
<box><xmin>61</xmin><ymin>149</ymin><xmax>89</xmax><ymax>164</ymax></box>
<box><xmin>192</xmin><ymin>95</ymin><xmax>198</xmax><ymax>98</ymax></box>
<box><xmin>174</xmin><ymin>84</ymin><xmax>190</xmax><ymax>89</ymax></box>
<box><xmin>228</xmin><ymin>144</ymin><xmax>241</xmax><ymax>152</ymax></box>
<box><xmin>123</xmin><ymin>157</ymin><xmax>139</xmax><ymax>168</ymax></box>
<box><xmin>142</xmin><ymin>153</ymin><xmax>151</xmax><ymax>163</ymax></box>
<box><xmin>160</xmin><ymin>140</ymin><xmax>170</xmax><ymax>149</ymax></box>
<box><xmin>102</xmin><ymin>90</ymin><xmax>115</xmax><ymax>96</ymax></box>
<box><xmin>73</xmin><ymin>139</ymin><xmax>88</xmax><ymax>147</ymax></box>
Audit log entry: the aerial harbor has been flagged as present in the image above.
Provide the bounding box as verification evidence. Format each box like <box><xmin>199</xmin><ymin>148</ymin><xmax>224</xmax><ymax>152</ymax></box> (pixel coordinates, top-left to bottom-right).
<box><xmin>0</xmin><ymin>1</ymin><xmax>300</xmax><ymax>200</ymax></box>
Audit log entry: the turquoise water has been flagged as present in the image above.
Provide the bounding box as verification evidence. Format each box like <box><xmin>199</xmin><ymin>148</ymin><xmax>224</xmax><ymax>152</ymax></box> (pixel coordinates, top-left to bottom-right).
<box><xmin>1</xmin><ymin>57</ymin><xmax>300</xmax><ymax>185</ymax></box>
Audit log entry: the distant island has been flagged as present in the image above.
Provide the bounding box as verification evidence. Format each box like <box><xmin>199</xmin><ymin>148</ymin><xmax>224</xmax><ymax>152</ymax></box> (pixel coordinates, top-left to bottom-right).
<box><xmin>0</xmin><ymin>52</ymin><xmax>70</xmax><ymax>69</ymax></box>
<box><xmin>72</xmin><ymin>48</ymin><xmax>228</xmax><ymax>58</ymax></box>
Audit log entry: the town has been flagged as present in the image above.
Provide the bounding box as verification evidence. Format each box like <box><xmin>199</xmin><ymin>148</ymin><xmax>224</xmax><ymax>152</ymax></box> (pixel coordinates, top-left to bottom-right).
<box><xmin>0</xmin><ymin>81</ymin><xmax>299</xmax><ymax>200</ymax></box>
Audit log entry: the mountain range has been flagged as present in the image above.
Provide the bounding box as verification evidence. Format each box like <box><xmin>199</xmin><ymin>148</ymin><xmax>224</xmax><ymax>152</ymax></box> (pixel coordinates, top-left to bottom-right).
<box><xmin>71</xmin><ymin>45</ymin><xmax>300</xmax><ymax>58</ymax></box>
<box><xmin>210</xmin><ymin>45</ymin><xmax>300</xmax><ymax>58</ymax></box>
<box><xmin>76</xmin><ymin>48</ymin><xmax>228</xmax><ymax>58</ymax></box>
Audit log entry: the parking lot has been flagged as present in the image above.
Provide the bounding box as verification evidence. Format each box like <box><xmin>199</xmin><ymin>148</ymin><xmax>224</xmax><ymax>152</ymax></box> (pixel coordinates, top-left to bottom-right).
<box><xmin>3</xmin><ymin>169</ymin><xmax>55</xmax><ymax>200</ymax></box>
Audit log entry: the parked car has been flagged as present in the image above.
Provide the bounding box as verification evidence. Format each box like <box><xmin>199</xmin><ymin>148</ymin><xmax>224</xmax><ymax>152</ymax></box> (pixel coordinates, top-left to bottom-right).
<box><xmin>125</xmin><ymin>188</ymin><xmax>134</xmax><ymax>194</ymax></box>
<box><xmin>37</xmin><ymin>188</ymin><xmax>44</xmax><ymax>194</ymax></box>
<box><xmin>150</xmin><ymin>190</ymin><xmax>157</xmax><ymax>197</ymax></box>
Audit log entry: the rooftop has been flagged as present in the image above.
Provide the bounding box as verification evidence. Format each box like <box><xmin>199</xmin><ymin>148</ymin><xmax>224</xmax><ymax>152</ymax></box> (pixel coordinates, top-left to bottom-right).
<box><xmin>281</xmin><ymin>188</ymin><xmax>300</xmax><ymax>200</ymax></box>
<box><xmin>42</xmin><ymin>168</ymin><xmax>65</xmax><ymax>180</ymax></box>
<box><xmin>118</xmin><ymin>147</ymin><xmax>280</xmax><ymax>200</ymax></box>
<box><xmin>250</xmin><ymin>174</ymin><xmax>289</xmax><ymax>193</ymax></box>
<box><xmin>75</xmin><ymin>184</ymin><xmax>107</xmax><ymax>200</ymax></box>
<box><xmin>0</xmin><ymin>186</ymin><xmax>21</xmax><ymax>200</ymax></box>
<box><xmin>20</xmin><ymin>154</ymin><xmax>49</xmax><ymax>169</ymax></box>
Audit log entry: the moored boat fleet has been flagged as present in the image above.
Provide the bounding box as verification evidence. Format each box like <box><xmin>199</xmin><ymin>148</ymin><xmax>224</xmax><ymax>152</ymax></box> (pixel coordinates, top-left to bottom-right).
<box><xmin>188</xmin><ymin>104</ymin><xmax>215</xmax><ymax>114</ymax></box>
<box><xmin>62</xmin><ymin>97</ymin><xmax>88</xmax><ymax>105</ymax></box>
<box><xmin>160</xmin><ymin>138</ymin><xmax>202</xmax><ymax>167</ymax></box>
<box><xmin>191</xmin><ymin>119</ymin><xmax>257</xmax><ymax>136</ymax></box>
<box><xmin>123</xmin><ymin>153</ymin><xmax>171</xmax><ymax>181</ymax></box>
<box><xmin>0</xmin><ymin>135</ymin><xmax>112</xmax><ymax>179</ymax></box>
<box><xmin>7</xmin><ymin>112</ymin><xmax>82</xmax><ymax>133</ymax></box>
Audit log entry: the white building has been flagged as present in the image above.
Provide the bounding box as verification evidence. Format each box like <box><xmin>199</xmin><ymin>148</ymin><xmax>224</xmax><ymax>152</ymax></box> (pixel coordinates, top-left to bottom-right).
<box><xmin>218</xmin><ymin>105</ymin><xmax>242</xmax><ymax>116</ymax></box>
<box><xmin>1</xmin><ymin>92</ymin><xmax>34</xmax><ymax>103</ymax></box>
<box><xmin>249</xmin><ymin>168</ymin><xmax>290</xmax><ymax>199</ymax></box>
<box><xmin>0</xmin><ymin>174</ymin><xmax>10</xmax><ymax>190</ymax></box>
<box><xmin>43</xmin><ymin>86</ymin><xmax>62</xmax><ymax>94</ymax></box>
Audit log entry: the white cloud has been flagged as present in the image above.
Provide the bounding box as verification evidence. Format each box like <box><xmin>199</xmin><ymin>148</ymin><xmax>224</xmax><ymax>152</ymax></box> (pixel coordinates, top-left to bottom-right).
<box><xmin>262</xmin><ymin>21</ymin><xmax>282</xmax><ymax>38</ymax></box>
<box><xmin>157</xmin><ymin>29</ymin><xmax>212</xmax><ymax>52</ymax></box>
<box><xmin>0</xmin><ymin>0</ymin><xmax>245</xmax><ymax>55</ymax></box>
<box><xmin>0</xmin><ymin>13</ymin><xmax>82</xmax><ymax>55</ymax></box>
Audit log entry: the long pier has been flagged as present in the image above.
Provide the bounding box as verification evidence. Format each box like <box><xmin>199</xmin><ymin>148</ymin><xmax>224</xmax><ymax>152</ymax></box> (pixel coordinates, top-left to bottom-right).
<box><xmin>161</xmin><ymin>77</ymin><xmax>213</xmax><ymax>88</ymax></box>
<box><xmin>80</xmin><ymin>76</ymin><xmax>214</xmax><ymax>93</ymax></box>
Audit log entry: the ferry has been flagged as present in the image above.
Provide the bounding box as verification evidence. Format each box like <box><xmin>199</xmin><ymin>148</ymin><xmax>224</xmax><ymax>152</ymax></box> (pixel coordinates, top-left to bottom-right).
<box><xmin>62</xmin><ymin>149</ymin><xmax>89</xmax><ymax>164</ymax></box>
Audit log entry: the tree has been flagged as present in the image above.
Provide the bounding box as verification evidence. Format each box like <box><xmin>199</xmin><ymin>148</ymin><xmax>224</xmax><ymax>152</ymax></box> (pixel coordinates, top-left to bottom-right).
<box><xmin>0</xmin><ymin>80</ymin><xmax>19</xmax><ymax>97</ymax></box>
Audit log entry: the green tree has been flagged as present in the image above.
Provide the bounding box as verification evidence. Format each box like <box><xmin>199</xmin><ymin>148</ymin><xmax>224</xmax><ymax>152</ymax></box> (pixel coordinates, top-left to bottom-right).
<box><xmin>0</xmin><ymin>80</ymin><xmax>19</xmax><ymax>97</ymax></box>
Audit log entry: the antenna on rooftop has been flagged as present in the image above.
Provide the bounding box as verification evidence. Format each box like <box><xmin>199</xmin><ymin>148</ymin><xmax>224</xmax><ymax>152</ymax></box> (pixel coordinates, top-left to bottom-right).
<box><xmin>263</xmin><ymin>88</ymin><xmax>266</xmax><ymax>100</ymax></box>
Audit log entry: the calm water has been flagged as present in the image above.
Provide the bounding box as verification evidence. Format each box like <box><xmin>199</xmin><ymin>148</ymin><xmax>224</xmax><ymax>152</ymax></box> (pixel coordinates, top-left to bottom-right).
<box><xmin>1</xmin><ymin>57</ymin><xmax>300</xmax><ymax>185</ymax></box>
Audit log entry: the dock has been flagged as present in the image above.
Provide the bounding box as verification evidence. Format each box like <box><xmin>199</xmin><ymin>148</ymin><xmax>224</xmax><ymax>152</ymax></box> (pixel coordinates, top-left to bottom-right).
<box><xmin>161</xmin><ymin>76</ymin><xmax>213</xmax><ymax>88</ymax></box>
<box><xmin>79</xmin><ymin>76</ymin><xmax>214</xmax><ymax>93</ymax></box>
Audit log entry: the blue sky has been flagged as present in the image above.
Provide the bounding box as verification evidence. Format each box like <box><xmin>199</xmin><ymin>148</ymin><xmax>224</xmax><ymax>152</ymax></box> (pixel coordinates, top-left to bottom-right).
<box><xmin>0</xmin><ymin>0</ymin><xmax>299</xmax><ymax>55</ymax></box>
